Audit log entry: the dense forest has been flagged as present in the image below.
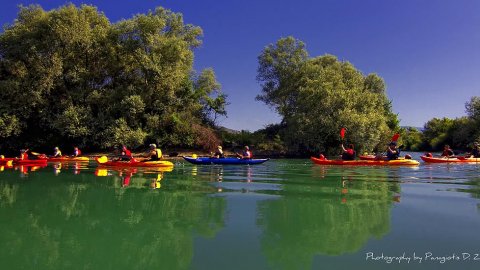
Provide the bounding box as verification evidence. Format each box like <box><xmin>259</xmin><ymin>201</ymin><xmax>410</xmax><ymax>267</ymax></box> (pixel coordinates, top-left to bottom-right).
<box><xmin>1</xmin><ymin>4</ymin><xmax>478</xmax><ymax>156</ymax></box>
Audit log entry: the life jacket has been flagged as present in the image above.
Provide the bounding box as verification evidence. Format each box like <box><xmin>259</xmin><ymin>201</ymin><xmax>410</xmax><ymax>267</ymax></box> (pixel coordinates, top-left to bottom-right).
<box><xmin>54</xmin><ymin>150</ymin><xmax>62</xmax><ymax>157</ymax></box>
<box><xmin>342</xmin><ymin>149</ymin><xmax>356</xmax><ymax>160</ymax></box>
<box><xmin>123</xmin><ymin>149</ymin><xmax>132</xmax><ymax>157</ymax></box>
<box><xmin>21</xmin><ymin>153</ymin><xmax>29</xmax><ymax>160</ymax></box>
<box><xmin>244</xmin><ymin>150</ymin><xmax>252</xmax><ymax>159</ymax></box>
<box><xmin>74</xmin><ymin>149</ymin><xmax>82</xmax><ymax>156</ymax></box>
<box><xmin>149</xmin><ymin>149</ymin><xmax>162</xmax><ymax>160</ymax></box>
<box><xmin>441</xmin><ymin>149</ymin><xmax>453</xmax><ymax>156</ymax></box>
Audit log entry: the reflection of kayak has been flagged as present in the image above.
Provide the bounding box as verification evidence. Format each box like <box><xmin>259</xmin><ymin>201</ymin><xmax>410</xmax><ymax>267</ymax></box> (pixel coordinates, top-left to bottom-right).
<box><xmin>47</xmin><ymin>156</ymin><xmax>90</xmax><ymax>162</ymax></box>
<box><xmin>95</xmin><ymin>157</ymin><xmax>174</xmax><ymax>168</ymax></box>
<box><xmin>12</xmin><ymin>159</ymin><xmax>48</xmax><ymax>166</ymax></box>
<box><xmin>311</xmin><ymin>157</ymin><xmax>419</xmax><ymax>166</ymax></box>
<box><xmin>420</xmin><ymin>156</ymin><xmax>480</xmax><ymax>163</ymax></box>
<box><xmin>183</xmin><ymin>156</ymin><xmax>269</xmax><ymax>165</ymax></box>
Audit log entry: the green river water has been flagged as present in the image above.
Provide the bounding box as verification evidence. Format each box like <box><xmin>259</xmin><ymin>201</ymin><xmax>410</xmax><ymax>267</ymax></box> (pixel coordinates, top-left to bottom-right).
<box><xmin>1</xmin><ymin>152</ymin><xmax>480</xmax><ymax>270</ymax></box>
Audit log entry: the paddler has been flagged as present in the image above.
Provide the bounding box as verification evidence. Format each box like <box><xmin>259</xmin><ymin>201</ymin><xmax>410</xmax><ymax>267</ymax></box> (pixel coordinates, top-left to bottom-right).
<box><xmin>19</xmin><ymin>149</ymin><xmax>29</xmax><ymax>160</ymax></box>
<box><xmin>52</xmin><ymin>147</ymin><xmax>62</xmax><ymax>157</ymax></box>
<box><xmin>119</xmin><ymin>145</ymin><xmax>133</xmax><ymax>161</ymax></box>
<box><xmin>72</xmin><ymin>146</ymin><xmax>82</xmax><ymax>157</ymax></box>
<box><xmin>341</xmin><ymin>144</ymin><xmax>356</xmax><ymax>160</ymax></box>
<box><xmin>441</xmin><ymin>144</ymin><xmax>454</xmax><ymax>157</ymax></box>
<box><xmin>236</xmin><ymin>146</ymin><xmax>252</xmax><ymax>159</ymax></box>
<box><xmin>386</xmin><ymin>142</ymin><xmax>400</xmax><ymax>160</ymax></box>
<box><xmin>468</xmin><ymin>142</ymin><xmax>480</xmax><ymax>158</ymax></box>
<box><xmin>147</xmin><ymin>144</ymin><xmax>162</xmax><ymax>161</ymax></box>
<box><xmin>211</xmin><ymin>145</ymin><xmax>225</xmax><ymax>158</ymax></box>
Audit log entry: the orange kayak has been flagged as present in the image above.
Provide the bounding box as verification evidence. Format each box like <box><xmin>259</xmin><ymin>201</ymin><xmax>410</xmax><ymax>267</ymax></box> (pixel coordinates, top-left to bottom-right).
<box><xmin>47</xmin><ymin>156</ymin><xmax>90</xmax><ymax>162</ymax></box>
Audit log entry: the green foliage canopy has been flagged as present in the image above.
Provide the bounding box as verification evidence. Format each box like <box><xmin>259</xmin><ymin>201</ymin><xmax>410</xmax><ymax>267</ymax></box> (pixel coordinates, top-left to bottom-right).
<box><xmin>257</xmin><ymin>37</ymin><xmax>398</xmax><ymax>155</ymax></box>
<box><xmin>0</xmin><ymin>4</ymin><xmax>227</xmax><ymax>152</ymax></box>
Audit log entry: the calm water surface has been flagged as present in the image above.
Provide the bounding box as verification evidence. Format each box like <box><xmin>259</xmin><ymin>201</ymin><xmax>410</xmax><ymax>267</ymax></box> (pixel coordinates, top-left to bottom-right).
<box><xmin>1</xmin><ymin>153</ymin><xmax>480</xmax><ymax>270</ymax></box>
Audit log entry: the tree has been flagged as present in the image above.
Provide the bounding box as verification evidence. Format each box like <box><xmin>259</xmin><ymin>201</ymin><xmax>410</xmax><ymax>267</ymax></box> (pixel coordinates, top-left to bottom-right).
<box><xmin>256</xmin><ymin>37</ymin><xmax>398</xmax><ymax>155</ymax></box>
<box><xmin>0</xmin><ymin>4</ymin><xmax>227</xmax><ymax>152</ymax></box>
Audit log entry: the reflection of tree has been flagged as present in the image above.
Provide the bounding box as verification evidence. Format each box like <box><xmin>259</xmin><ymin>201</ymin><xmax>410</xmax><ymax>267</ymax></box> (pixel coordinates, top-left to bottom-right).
<box><xmin>0</xmin><ymin>172</ymin><xmax>226</xmax><ymax>269</ymax></box>
<box><xmin>257</xmin><ymin>167</ymin><xmax>399</xmax><ymax>270</ymax></box>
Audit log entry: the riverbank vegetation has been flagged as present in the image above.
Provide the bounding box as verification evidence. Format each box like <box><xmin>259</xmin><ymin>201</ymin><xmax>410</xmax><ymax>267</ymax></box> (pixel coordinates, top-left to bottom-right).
<box><xmin>1</xmin><ymin>4</ymin><xmax>478</xmax><ymax>157</ymax></box>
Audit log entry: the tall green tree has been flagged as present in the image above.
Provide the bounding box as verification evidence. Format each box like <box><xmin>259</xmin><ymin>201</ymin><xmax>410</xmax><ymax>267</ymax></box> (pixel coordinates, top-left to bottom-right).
<box><xmin>256</xmin><ymin>37</ymin><xmax>398</xmax><ymax>155</ymax></box>
<box><xmin>0</xmin><ymin>4</ymin><xmax>227</xmax><ymax>153</ymax></box>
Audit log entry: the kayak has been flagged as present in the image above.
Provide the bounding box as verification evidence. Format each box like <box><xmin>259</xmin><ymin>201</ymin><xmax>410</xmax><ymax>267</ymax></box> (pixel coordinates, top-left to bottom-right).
<box><xmin>183</xmin><ymin>156</ymin><xmax>269</xmax><ymax>165</ymax></box>
<box><xmin>420</xmin><ymin>156</ymin><xmax>480</xmax><ymax>163</ymax></box>
<box><xmin>12</xmin><ymin>159</ymin><xmax>48</xmax><ymax>166</ymax></box>
<box><xmin>311</xmin><ymin>157</ymin><xmax>419</xmax><ymax>166</ymax></box>
<box><xmin>96</xmin><ymin>157</ymin><xmax>174</xmax><ymax>168</ymax></box>
<box><xmin>0</xmin><ymin>158</ymin><xmax>14</xmax><ymax>165</ymax></box>
<box><xmin>358</xmin><ymin>155</ymin><xmax>377</xmax><ymax>160</ymax></box>
<box><xmin>47</xmin><ymin>156</ymin><xmax>90</xmax><ymax>162</ymax></box>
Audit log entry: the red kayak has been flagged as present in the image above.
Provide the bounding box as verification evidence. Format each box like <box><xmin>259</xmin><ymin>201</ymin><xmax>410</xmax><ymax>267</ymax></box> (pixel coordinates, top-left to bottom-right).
<box><xmin>421</xmin><ymin>156</ymin><xmax>480</xmax><ymax>163</ymax></box>
<box><xmin>12</xmin><ymin>159</ymin><xmax>48</xmax><ymax>166</ymax></box>
<box><xmin>0</xmin><ymin>158</ymin><xmax>14</xmax><ymax>165</ymax></box>
<box><xmin>311</xmin><ymin>156</ymin><xmax>419</xmax><ymax>166</ymax></box>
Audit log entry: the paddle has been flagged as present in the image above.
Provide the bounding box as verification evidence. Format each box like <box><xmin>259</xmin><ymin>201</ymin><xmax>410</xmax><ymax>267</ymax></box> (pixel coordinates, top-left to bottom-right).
<box><xmin>391</xmin><ymin>133</ymin><xmax>400</xmax><ymax>142</ymax></box>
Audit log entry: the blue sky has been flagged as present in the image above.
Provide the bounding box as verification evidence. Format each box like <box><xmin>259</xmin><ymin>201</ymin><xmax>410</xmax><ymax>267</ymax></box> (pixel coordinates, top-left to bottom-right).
<box><xmin>2</xmin><ymin>0</ymin><xmax>480</xmax><ymax>131</ymax></box>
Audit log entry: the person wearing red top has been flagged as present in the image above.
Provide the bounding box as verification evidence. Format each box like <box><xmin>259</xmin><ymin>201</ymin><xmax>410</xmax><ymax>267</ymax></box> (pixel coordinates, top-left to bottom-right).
<box><xmin>73</xmin><ymin>147</ymin><xmax>82</xmax><ymax>157</ymax></box>
<box><xmin>341</xmin><ymin>144</ymin><xmax>356</xmax><ymax>160</ymax></box>
<box><xmin>441</xmin><ymin>145</ymin><xmax>454</xmax><ymax>157</ymax></box>
<box><xmin>20</xmin><ymin>149</ymin><xmax>29</xmax><ymax>160</ymax></box>
<box><xmin>120</xmin><ymin>145</ymin><xmax>133</xmax><ymax>161</ymax></box>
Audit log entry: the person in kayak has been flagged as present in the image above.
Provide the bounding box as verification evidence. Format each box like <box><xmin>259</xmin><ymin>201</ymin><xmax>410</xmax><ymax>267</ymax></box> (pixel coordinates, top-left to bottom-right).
<box><xmin>119</xmin><ymin>145</ymin><xmax>133</xmax><ymax>161</ymax></box>
<box><xmin>341</xmin><ymin>144</ymin><xmax>356</xmax><ymax>160</ymax></box>
<box><xmin>147</xmin><ymin>144</ymin><xmax>162</xmax><ymax>161</ymax></box>
<box><xmin>236</xmin><ymin>146</ymin><xmax>252</xmax><ymax>159</ymax></box>
<box><xmin>211</xmin><ymin>146</ymin><xmax>225</xmax><ymax>158</ymax></box>
<box><xmin>441</xmin><ymin>145</ymin><xmax>454</xmax><ymax>157</ymax></box>
<box><xmin>19</xmin><ymin>149</ymin><xmax>29</xmax><ymax>160</ymax></box>
<box><xmin>52</xmin><ymin>147</ymin><xmax>62</xmax><ymax>157</ymax></box>
<box><xmin>386</xmin><ymin>142</ymin><xmax>400</xmax><ymax>160</ymax></box>
<box><xmin>468</xmin><ymin>142</ymin><xmax>480</xmax><ymax>158</ymax></box>
<box><xmin>72</xmin><ymin>146</ymin><xmax>82</xmax><ymax>157</ymax></box>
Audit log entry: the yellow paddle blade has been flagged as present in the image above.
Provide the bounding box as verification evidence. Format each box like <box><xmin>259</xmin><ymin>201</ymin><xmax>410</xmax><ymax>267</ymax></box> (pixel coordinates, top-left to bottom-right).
<box><xmin>97</xmin><ymin>156</ymin><xmax>108</xmax><ymax>164</ymax></box>
<box><xmin>192</xmin><ymin>154</ymin><xmax>198</xmax><ymax>159</ymax></box>
<box><xmin>6</xmin><ymin>160</ymin><xmax>13</xmax><ymax>167</ymax></box>
<box><xmin>0</xmin><ymin>166</ymin><xmax>4</xmax><ymax>172</ymax></box>
<box><xmin>0</xmin><ymin>155</ymin><xmax>4</xmax><ymax>159</ymax></box>
<box><xmin>31</xmin><ymin>152</ymin><xmax>42</xmax><ymax>155</ymax></box>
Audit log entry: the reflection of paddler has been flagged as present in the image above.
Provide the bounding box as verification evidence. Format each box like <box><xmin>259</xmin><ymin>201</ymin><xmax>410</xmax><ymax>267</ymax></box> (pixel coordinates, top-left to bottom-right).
<box><xmin>95</xmin><ymin>168</ymin><xmax>108</xmax><ymax>177</ymax></box>
<box><xmin>54</xmin><ymin>163</ymin><xmax>62</xmax><ymax>175</ymax></box>
<box><xmin>150</xmin><ymin>173</ymin><xmax>163</xmax><ymax>189</ymax></box>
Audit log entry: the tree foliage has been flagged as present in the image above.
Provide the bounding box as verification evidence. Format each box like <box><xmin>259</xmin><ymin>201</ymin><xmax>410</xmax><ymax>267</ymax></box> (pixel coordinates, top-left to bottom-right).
<box><xmin>257</xmin><ymin>37</ymin><xmax>398</xmax><ymax>155</ymax></box>
<box><xmin>0</xmin><ymin>4</ymin><xmax>227</xmax><ymax>153</ymax></box>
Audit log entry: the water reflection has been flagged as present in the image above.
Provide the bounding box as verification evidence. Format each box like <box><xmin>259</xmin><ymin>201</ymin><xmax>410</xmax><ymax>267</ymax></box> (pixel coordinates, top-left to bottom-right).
<box><xmin>256</xmin><ymin>166</ymin><xmax>400</xmax><ymax>269</ymax></box>
<box><xmin>0</xmin><ymin>165</ymin><xmax>227</xmax><ymax>269</ymax></box>
<box><xmin>94</xmin><ymin>167</ymin><xmax>173</xmax><ymax>190</ymax></box>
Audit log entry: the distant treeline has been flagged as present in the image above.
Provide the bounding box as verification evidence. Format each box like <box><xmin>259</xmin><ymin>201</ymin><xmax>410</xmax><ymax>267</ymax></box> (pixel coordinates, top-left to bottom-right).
<box><xmin>400</xmin><ymin>96</ymin><xmax>480</xmax><ymax>153</ymax></box>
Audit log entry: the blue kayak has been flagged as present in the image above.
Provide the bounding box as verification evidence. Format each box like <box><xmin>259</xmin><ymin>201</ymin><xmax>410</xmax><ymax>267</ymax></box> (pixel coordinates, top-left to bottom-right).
<box><xmin>183</xmin><ymin>156</ymin><xmax>269</xmax><ymax>165</ymax></box>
